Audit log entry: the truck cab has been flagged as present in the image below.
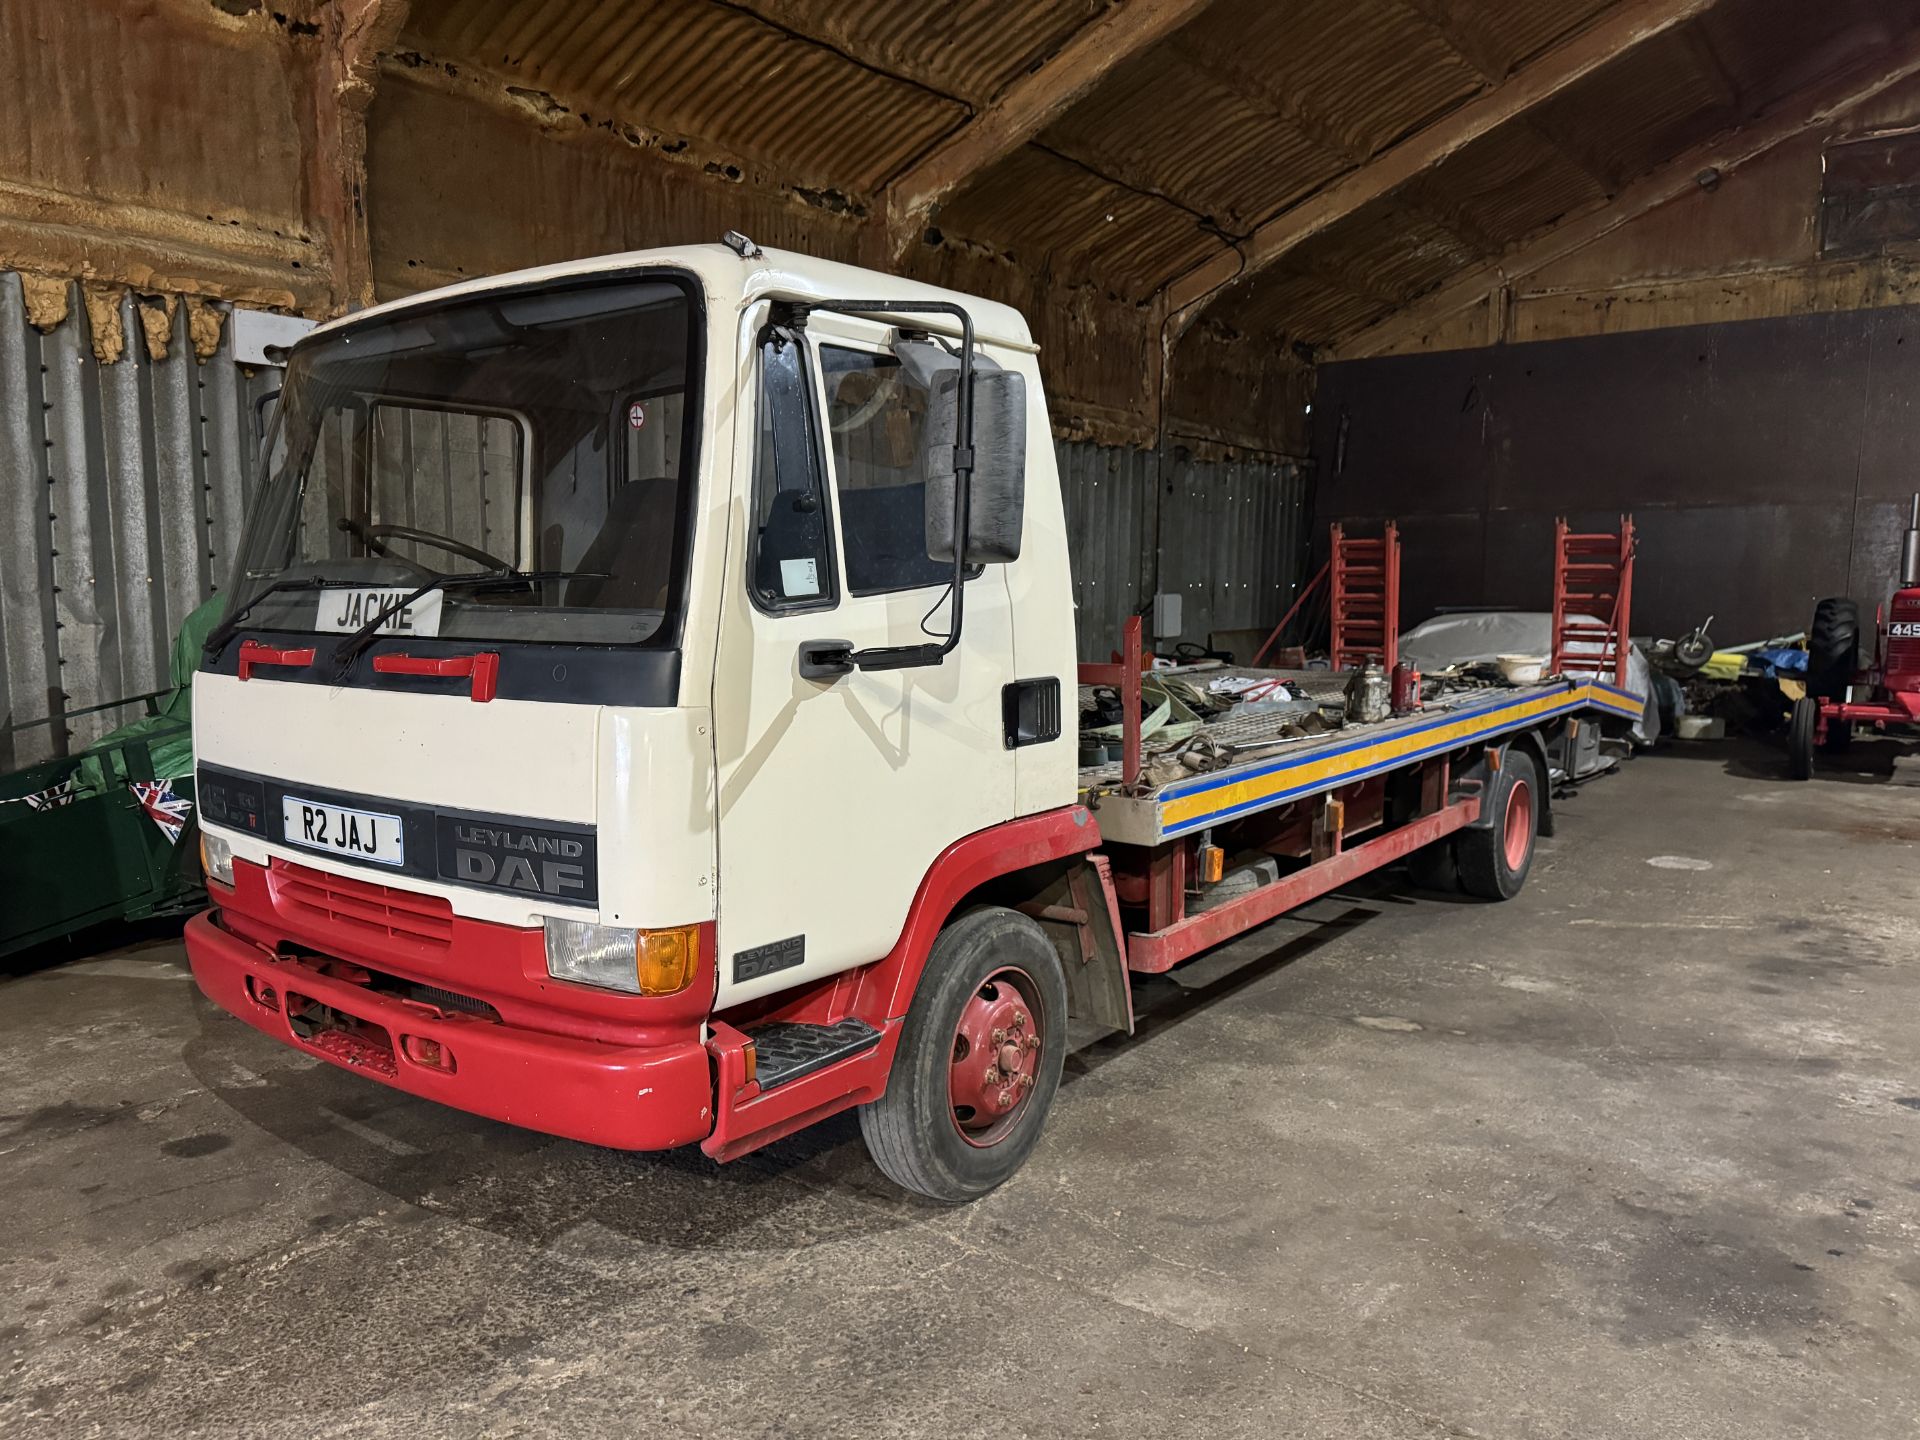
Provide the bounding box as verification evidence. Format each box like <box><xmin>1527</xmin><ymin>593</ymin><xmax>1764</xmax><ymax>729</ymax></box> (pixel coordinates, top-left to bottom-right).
<box><xmin>188</xmin><ymin>242</ymin><xmax>1103</xmax><ymax>1202</ymax></box>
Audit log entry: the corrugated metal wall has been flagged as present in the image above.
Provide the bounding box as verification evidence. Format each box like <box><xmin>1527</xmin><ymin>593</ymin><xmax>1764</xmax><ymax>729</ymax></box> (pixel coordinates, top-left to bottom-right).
<box><xmin>0</xmin><ymin>272</ymin><xmax>278</xmax><ymax>771</ymax></box>
<box><xmin>1056</xmin><ymin>441</ymin><xmax>1311</xmax><ymax>661</ymax></box>
<box><xmin>0</xmin><ymin>269</ymin><xmax>1312</xmax><ymax>770</ymax></box>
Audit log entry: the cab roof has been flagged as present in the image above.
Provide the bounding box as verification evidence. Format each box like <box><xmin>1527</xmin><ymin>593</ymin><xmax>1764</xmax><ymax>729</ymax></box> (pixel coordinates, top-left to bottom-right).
<box><xmin>302</xmin><ymin>242</ymin><xmax>1035</xmax><ymax>354</ymax></box>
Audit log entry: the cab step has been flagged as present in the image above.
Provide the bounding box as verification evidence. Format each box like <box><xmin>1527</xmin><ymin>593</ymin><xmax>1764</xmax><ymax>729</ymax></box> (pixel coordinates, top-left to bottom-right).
<box><xmin>748</xmin><ymin>1018</ymin><xmax>882</xmax><ymax>1089</ymax></box>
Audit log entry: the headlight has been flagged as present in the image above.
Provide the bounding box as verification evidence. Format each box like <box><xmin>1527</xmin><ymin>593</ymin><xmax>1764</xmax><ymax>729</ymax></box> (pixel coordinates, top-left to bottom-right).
<box><xmin>200</xmin><ymin>832</ymin><xmax>235</xmax><ymax>886</ymax></box>
<box><xmin>543</xmin><ymin>918</ymin><xmax>700</xmax><ymax>996</ymax></box>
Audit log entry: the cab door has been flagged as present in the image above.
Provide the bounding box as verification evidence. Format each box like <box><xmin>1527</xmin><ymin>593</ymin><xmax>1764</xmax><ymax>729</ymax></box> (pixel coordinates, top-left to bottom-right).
<box><xmin>710</xmin><ymin>306</ymin><xmax>1017</xmax><ymax>1007</ymax></box>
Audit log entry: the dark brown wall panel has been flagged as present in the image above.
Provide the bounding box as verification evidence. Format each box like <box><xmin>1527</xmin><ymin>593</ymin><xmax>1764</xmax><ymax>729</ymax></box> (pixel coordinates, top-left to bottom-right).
<box><xmin>1313</xmin><ymin>304</ymin><xmax>1920</xmax><ymax>641</ymax></box>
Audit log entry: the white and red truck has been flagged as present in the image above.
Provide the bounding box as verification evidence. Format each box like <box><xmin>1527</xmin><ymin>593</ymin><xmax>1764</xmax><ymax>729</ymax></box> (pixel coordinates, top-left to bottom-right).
<box><xmin>187</xmin><ymin>239</ymin><xmax>1644</xmax><ymax>1202</ymax></box>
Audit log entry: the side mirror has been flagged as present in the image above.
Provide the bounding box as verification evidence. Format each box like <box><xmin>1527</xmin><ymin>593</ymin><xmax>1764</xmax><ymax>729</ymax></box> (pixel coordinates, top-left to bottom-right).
<box><xmin>925</xmin><ymin>369</ymin><xmax>1026</xmax><ymax>564</ymax></box>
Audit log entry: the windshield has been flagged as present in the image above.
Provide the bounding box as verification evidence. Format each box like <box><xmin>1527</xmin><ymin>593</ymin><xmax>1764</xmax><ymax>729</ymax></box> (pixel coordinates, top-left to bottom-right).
<box><xmin>227</xmin><ymin>274</ymin><xmax>700</xmax><ymax>647</ymax></box>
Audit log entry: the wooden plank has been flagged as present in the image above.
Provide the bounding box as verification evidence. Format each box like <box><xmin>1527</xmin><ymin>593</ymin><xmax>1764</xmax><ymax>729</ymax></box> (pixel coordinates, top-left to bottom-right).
<box><xmin>1157</xmin><ymin>0</ymin><xmax>1720</xmax><ymax>337</ymax></box>
<box><xmin>1338</xmin><ymin>29</ymin><xmax>1920</xmax><ymax>359</ymax></box>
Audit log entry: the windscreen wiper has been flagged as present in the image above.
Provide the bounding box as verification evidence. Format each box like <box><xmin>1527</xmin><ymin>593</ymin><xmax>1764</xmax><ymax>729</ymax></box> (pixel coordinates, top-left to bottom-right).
<box><xmin>202</xmin><ymin>577</ymin><xmax>368</xmax><ymax>657</ymax></box>
<box><xmin>330</xmin><ymin>568</ymin><xmax>604</xmax><ymax>670</ymax></box>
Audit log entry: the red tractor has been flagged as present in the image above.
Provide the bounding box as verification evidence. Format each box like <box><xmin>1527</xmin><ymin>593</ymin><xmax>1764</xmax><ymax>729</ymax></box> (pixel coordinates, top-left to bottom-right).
<box><xmin>1790</xmin><ymin>496</ymin><xmax>1920</xmax><ymax>779</ymax></box>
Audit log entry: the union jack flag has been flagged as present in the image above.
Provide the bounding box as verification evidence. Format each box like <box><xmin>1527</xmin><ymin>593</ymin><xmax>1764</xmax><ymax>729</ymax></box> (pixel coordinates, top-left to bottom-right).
<box><xmin>20</xmin><ymin>779</ymin><xmax>75</xmax><ymax>811</ymax></box>
<box><xmin>130</xmin><ymin>780</ymin><xmax>193</xmax><ymax>844</ymax></box>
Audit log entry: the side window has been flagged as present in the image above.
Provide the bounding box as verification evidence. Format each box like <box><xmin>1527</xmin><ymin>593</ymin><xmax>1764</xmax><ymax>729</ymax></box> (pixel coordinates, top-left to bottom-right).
<box><xmin>749</xmin><ymin>327</ymin><xmax>836</xmax><ymax>612</ymax></box>
<box><xmin>820</xmin><ymin>345</ymin><xmax>951</xmax><ymax>595</ymax></box>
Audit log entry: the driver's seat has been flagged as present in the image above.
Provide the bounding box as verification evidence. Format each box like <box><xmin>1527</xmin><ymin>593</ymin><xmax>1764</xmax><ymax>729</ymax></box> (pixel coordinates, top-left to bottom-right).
<box><xmin>568</xmin><ymin>478</ymin><xmax>678</xmax><ymax>610</ymax></box>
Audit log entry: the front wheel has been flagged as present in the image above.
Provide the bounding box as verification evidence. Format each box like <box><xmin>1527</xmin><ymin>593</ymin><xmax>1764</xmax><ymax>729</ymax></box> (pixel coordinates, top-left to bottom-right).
<box><xmin>1456</xmin><ymin>747</ymin><xmax>1540</xmax><ymax>900</ymax></box>
<box><xmin>859</xmin><ymin>908</ymin><xmax>1068</xmax><ymax>1204</ymax></box>
<box><xmin>1788</xmin><ymin>695</ymin><xmax>1817</xmax><ymax>779</ymax></box>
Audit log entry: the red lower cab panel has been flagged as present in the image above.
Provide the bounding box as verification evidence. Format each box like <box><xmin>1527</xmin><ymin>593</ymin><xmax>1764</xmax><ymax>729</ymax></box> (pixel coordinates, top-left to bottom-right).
<box><xmin>187</xmin><ymin>857</ymin><xmax>715</xmax><ymax>1150</ymax></box>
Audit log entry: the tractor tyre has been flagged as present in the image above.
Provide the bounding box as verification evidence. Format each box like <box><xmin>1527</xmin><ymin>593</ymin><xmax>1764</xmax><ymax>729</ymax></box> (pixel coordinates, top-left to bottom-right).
<box><xmin>1788</xmin><ymin>695</ymin><xmax>1817</xmax><ymax>780</ymax></box>
<box><xmin>1808</xmin><ymin>598</ymin><xmax>1859</xmax><ymax>700</ymax></box>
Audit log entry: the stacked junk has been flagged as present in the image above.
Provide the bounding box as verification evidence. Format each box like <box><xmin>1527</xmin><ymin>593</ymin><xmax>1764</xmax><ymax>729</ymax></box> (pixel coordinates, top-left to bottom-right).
<box><xmin>1078</xmin><ymin>515</ymin><xmax>1648</xmax><ymax>797</ymax></box>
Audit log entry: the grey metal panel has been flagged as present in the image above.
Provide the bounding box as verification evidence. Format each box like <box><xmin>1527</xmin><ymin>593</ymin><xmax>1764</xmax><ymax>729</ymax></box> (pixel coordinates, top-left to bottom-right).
<box><xmin>1054</xmin><ymin>438</ymin><xmax>1309</xmax><ymax>661</ymax></box>
<box><xmin>0</xmin><ymin>272</ymin><xmax>274</xmax><ymax>768</ymax></box>
<box><xmin>0</xmin><ymin>273</ymin><xmax>55</xmax><ymax>773</ymax></box>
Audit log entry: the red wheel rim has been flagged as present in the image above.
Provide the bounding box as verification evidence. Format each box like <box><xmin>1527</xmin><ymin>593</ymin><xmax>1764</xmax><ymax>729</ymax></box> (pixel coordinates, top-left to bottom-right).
<box><xmin>948</xmin><ymin>967</ymin><xmax>1044</xmax><ymax>1148</ymax></box>
<box><xmin>1502</xmin><ymin>776</ymin><xmax>1534</xmax><ymax>871</ymax></box>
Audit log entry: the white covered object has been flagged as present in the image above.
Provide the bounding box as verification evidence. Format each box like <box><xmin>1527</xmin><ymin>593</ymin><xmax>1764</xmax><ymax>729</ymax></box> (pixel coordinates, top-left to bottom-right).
<box><xmin>1399</xmin><ymin>611</ymin><xmax>1656</xmax><ymax>744</ymax></box>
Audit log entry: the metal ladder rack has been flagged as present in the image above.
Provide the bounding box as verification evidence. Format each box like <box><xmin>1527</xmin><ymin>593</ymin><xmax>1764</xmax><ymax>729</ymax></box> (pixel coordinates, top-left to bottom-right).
<box><xmin>1551</xmin><ymin>515</ymin><xmax>1636</xmax><ymax>687</ymax></box>
<box><xmin>1329</xmin><ymin>520</ymin><xmax>1400</xmax><ymax>673</ymax></box>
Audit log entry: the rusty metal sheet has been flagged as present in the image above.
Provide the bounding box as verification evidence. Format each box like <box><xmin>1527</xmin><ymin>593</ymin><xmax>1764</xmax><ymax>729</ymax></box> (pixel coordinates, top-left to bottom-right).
<box><xmin>0</xmin><ymin>0</ymin><xmax>322</xmax><ymax>310</ymax></box>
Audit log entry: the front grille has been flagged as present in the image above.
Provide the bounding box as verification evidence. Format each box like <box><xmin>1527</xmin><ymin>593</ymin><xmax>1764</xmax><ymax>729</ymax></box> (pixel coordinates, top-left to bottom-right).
<box><xmin>273</xmin><ymin>858</ymin><xmax>454</xmax><ymax>952</ymax></box>
<box><xmin>1889</xmin><ymin>636</ymin><xmax>1920</xmax><ymax>672</ymax></box>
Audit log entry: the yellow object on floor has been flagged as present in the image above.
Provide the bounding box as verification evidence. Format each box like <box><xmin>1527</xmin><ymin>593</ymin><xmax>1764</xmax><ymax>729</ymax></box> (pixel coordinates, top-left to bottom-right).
<box><xmin>1699</xmin><ymin>651</ymin><xmax>1747</xmax><ymax>680</ymax></box>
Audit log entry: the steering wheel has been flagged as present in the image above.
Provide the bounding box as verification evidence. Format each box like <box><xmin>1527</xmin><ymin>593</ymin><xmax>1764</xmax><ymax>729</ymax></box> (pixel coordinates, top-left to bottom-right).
<box><xmin>364</xmin><ymin>522</ymin><xmax>514</xmax><ymax>574</ymax></box>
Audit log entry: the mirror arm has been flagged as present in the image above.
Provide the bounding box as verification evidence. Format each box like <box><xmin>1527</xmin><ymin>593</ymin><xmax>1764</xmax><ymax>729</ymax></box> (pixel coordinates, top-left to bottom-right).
<box><xmin>782</xmin><ymin>299</ymin><xmax>975</xmax><ymax>672</ymax></box>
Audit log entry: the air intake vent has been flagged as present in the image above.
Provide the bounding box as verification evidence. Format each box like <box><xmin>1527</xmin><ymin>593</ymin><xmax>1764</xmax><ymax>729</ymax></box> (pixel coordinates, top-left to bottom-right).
<box><xmin>1003</xmin><ymin>677</ymin><xmax>1063</xmax><ymax>750</ymax></box>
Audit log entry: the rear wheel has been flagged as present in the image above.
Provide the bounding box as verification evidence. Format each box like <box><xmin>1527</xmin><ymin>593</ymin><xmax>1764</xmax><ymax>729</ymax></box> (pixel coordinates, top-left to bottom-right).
<box><xmin>1788</xmin><ymin>695</ymin><xmax>1817</xmax><ymax>779</ymax></box>
<box><xmin>1456</xmin><ymin>747</ymin><xmax>1540</xmax><ymax>900</ymax></box>
<box><xmin>1809</xmin><ymin>598</ymin><xmax>1859</xmax><ymax>700</ymax></box>
<box><xmin>859</xmin><ymin>908</ymin><xmax>1067</xmax><ymax>1204</ymax></box>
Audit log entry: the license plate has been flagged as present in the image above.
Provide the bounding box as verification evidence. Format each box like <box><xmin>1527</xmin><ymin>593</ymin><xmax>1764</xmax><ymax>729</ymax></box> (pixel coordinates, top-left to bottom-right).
<box><xmin>1891</xmin><ymin>621</ymin><xmax>1920</xmax><ymax>639</ymax></box>
<box><xmin>312</xmin><ymin>587</ymin><xmax>442</xmax><ymax>637</ymax></box>
<box><xmin>281</xmin><ymin>796</ymin><xmax>406</xmax><ymax>866</ymax></box>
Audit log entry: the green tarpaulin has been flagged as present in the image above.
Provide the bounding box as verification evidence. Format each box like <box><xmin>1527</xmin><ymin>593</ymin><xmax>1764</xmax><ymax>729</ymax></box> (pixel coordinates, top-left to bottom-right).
<box><xmin>70</xmin><ymin>593</ymin><xmax>224</xmax><ymax>795</ymax></box>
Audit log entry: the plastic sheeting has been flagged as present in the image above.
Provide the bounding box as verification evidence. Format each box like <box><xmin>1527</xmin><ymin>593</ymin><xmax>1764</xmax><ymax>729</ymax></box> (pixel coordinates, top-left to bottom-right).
<box><xmin>1399</xmin><ymin>611</ymin><xmax>1656</xmax><ymax>743</ymax></box>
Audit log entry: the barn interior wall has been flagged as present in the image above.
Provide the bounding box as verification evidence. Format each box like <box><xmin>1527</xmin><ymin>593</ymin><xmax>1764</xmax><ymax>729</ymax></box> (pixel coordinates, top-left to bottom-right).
<box><xmin>1312</xmin><ymin>301</ymin><xmax>1920</xmax><ymax>644</ymax></box>
<box><xmin>1353</xmin><ymin>75</ymin><xmax>1920</xmax><ymax>358</ymax></box>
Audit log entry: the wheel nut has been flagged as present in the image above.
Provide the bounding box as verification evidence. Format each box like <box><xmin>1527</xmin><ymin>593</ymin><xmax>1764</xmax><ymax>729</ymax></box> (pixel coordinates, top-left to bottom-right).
<box><xmin>992</xmin><ymin>1027</ymin><xmax>1007</xmax><ymax>1045</ymax></box>
<box><xmin>997</xmin><ymin>1089</ymin><xmax>1014</xmax><ymax>1110</ymax></box>
<box><xmin>984</xmin><ymin>1066</ymin><xmax>1000</xmax><ymax>1086</ymax></box>
<box><xmin>1024</xmin><ymin>1034</ymin><xmax>1041</xmax><ymax>1051</ymax></box>
<box><xmin>1012</xmin><ymin>1009</ymin><xmax>1028</xmax><ymax>1028</ymax></box>
<box><xmin>1016</xmin><ymin>1073</ymin><xmax>1034</xmax><ymax>1090</ymax></box>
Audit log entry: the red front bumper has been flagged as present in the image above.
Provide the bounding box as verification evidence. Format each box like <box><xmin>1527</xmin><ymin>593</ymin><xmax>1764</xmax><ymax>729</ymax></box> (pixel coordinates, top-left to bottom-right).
<box><xmin>186</xmin><ymin>893</ymin><xmax>715</xmax><ymax>1152</ymax></box>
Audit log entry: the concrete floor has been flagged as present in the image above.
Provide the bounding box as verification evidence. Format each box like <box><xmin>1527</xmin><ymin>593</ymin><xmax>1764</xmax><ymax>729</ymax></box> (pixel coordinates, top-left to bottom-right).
<box><xmin>5</xmin><ymin>737</ymin><xmax>1920</xmax><ymax>1438</ymax></box>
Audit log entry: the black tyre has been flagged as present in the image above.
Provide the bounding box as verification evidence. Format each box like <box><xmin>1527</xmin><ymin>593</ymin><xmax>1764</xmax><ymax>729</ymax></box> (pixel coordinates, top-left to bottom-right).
<box><xmin>1808</xmin><ymin>598</ymin><xmax>1859</xmax><ymax>700</ymax></box>
<box><xmin>1822</xmin><ymin>718</ymin><xmax>1854</xmax><ymax>752</ymax></box>
<box><xmin>1788</xmin><ymin>695</ymin><xmax>1817</xmax><ymax>780</ymax></box>
<box><xmin>1456</xmin><ymin>747</ymin><xmax>1540</xmax><ymax>901</ymax></box>
<box><xmin>1406</xmin><ymin>838</ymin><xmax>1460</xmax><ymax>892</ymax></box>
<box><xmin>859</xmin><ymin>908</ymin><xmax>1068</xmax><ymax>1204</ymax></box>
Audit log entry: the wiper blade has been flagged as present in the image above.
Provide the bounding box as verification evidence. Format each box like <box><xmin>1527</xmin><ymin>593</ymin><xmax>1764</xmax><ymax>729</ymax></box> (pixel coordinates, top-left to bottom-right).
<box><xmin>202</xmin><ymin>577</ymin><xmax>361</xmax><ymax>657</ymax></box>
<box><xmin>330</xmin><ymin>568</ymin><xmax>605</xmax><ymax>669</ymax></box>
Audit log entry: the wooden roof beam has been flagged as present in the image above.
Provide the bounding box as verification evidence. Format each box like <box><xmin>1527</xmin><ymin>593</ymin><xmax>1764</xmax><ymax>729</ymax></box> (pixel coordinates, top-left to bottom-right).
<box><xmin>1335</xmin><ymin>27</ymin><xmax>1920</xmax><ymax>358</ymax></box>
<box><xmin>875</xmin><ymin>0</ymin><xmax>1217</xmax><ymax>259</ymax></box>
<box><xmin>1155</xmin><ymin>0</ymin><xmax>1720</xmax><ymax>340</ymax></box>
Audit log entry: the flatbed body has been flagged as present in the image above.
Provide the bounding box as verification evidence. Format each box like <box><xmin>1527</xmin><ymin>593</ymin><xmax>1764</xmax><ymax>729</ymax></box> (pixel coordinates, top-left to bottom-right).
<box><xmin>1084</xmin><ymin>667</ymin><xmax>1646</xmax><ymax>847</ymax></box>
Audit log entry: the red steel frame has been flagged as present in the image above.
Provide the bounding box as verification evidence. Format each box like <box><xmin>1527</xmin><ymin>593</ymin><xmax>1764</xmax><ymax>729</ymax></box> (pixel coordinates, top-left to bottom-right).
<box><xmin>1123</xmin><ymin>782</ymin><xmax>1480</xmax><ymax>974</ymax></box>
<box><xmin>1551</xmin><ymin>515</ymin><xmax>1635</xmax><ymax>687</ymax></box>
<box><xmin>1078</xmin><ymin>614</ymin><xmax>1147</xmax><ymax>789</ymax></box>
<box><xmin>1329</xmin><ymin>521</ymin><xmax>1401</xmax><ymax>673</ymax></box>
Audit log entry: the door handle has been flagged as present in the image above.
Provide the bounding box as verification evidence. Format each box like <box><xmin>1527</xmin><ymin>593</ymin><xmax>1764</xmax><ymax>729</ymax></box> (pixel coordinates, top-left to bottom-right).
<box><xmin>798</xmin><ymin>639</ymin><xmax>854</xmax><ymax>681</ymax></box>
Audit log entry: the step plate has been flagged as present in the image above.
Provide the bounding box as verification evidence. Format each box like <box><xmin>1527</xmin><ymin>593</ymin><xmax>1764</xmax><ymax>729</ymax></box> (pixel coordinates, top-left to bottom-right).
<box><xmin>749</xmin><ymin>1018</ymin><xmax>882</xmax><ymax>1090</ymax></box>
